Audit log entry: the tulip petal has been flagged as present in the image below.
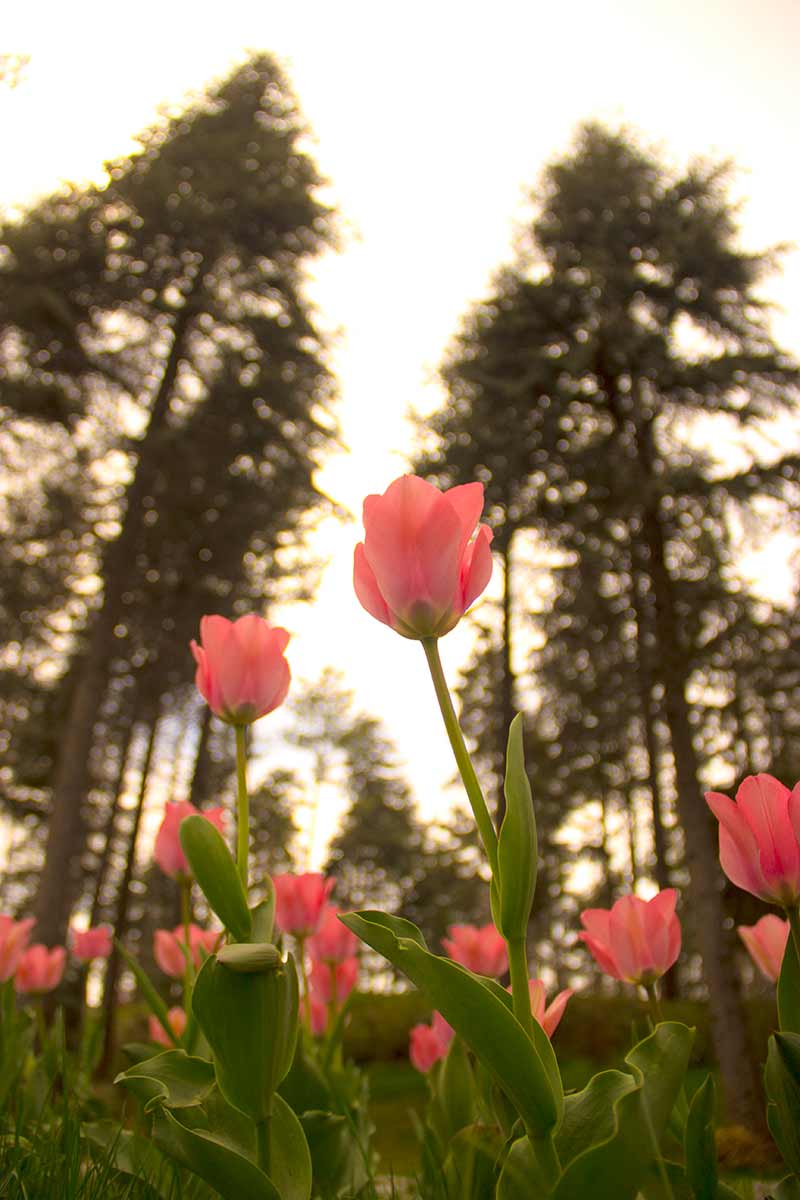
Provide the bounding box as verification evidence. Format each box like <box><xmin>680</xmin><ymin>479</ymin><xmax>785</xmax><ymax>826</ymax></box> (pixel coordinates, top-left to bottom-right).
<box><xmin>461</xmin><ymin>524</ymin><xmax>494</xmax><ymax>610</ymax></box>
<box><xmin>445</xmin><ymin>482</ymin><xmax>485</xmax><ymax>554</ymax></box>
<box><xmin>705</xmin><ymin>790</ymin><xmax>770</xmax><ymax>900</ymax></box>
<box><xmin>578</xmin><ymin>931</ymin><xmax>622</xmax><ymax>979</ymax></box>
<box><xmin>736</xmin><ymin>775</ymin><xmax>800</xmax><ymax>897</ymax></box>
<box><xmin>353</xmin><ymin>543</ymin><xmax>393</xmax><ymax>627</ymax></box>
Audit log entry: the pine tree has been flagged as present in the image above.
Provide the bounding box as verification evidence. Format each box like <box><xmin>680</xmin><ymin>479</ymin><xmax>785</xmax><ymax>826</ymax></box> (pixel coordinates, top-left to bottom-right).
<box><xmin>414</xmin><ymin>123</ymin><xmax>800</xmax><ymax>1124</ymax></box>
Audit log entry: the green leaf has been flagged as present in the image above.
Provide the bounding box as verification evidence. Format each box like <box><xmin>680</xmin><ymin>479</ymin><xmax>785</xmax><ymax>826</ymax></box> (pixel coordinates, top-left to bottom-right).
<box><xmin>180</xmin><ymin>814</ymin><xmax>252</xmax><ymax>942</ymax></box>
<box><xmin>152</xmin><ymin>1105</ymin><xmax>279</xmax><ymax>1200</ymax></box>
<box><xmin>340</xmin><ymin>910</ymin><xmax>561</xmax><ymax>1141</ymax></box>
<box><xmin>443</xmin><ymin>1123</ymin><xmax>505</xmax><ymax>1200</ymax></box>
<box><xmin>766</xmin><ymin>1032</ymin><xmax>800</xmax><ymax>1177</ymax></box>
<box><xmin>279</xmin><ymin>1039</ymin><xmax>332</xmax><ymax>1114</ymax></box>
<box><xmin>500</xmin><ymin>1023</ymin><xmax>692</xmax><ymax>1200</ymax></box>
<box><xmin>84</xmin><ymin>1121</ymin><xmax>177</xmax><ymax>1199</ymax></box>
<box><xmin>300</xmin><ymin>1111</ymin><xmax>370</xmax><ymax>1200</ymax></box>
<box><xmin>685</xmin><ymin>1075</ymin><xmax>718</xmax><ymax>1199</ymax></box>
<box><xmin>114</xmin><ymin>1049</ymin><xmax>216</xmax><ymax>1113</ymax></box>
<box><xmin>115</xmin><ymin>940</ymin><xmax>182</xmax><ymax>1048</ymax></box>
<box><xmin>778</xmin><ymin>931</ymin><xmax>800</xmax><ymax>1035</ymax></box>
<box><xmin>495</xmin><ymin>714</ymin><xmax>537</xmax><ymax>940</ymax></box>
<box><xmin>252</xmin><ymin>890</ymin><xmax>276</xmax><ymax>942</ymax></box>
<box><xmin>770</xmin><ymin>1177</ymin><xmax>800</xmax><ymax>1199</ymax></box>
<box><xmin>437</xmin><ymin>1035</ymin><xmax>479</xmax><ymax>1139</ymax></box>
<box><xmin>192</xmin><ymin>949</ymin><xmax>299</xmax><ymax>1121</ymax></box>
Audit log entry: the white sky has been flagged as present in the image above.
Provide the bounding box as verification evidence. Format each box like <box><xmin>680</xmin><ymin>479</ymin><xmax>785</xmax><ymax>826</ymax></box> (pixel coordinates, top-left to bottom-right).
<box><xmin>3</xmin><ymin>0</ymin><xmax>800</xmax><ymax>865</ymax></box>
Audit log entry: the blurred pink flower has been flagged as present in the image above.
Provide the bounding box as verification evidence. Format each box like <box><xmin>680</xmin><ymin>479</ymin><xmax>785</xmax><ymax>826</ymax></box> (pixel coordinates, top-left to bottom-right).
<box><xmin>354</xmin><ymin>475</ymin><xmax>493</xmax><ymax>640</ymax></box>
<box><xmin>70</xmin><ymin>925</ymin><xmax>112</xmax><ymax>961</ymax></box>
<box><xmin>0</xmin><ymin>915</ymin><xmax>35</xmax><ymax>983</ymax></box>
<box><xmin>580</xmin><ymin>890</ymin><xmax>681</xmax><ymax>985</ymax></box>
<box><xmin>14</xmin><ymin>944</ymin><xmax>66</xmax><ymax>994</ymax></box>
<box><xmin>273</xmin><ymin>873</ymin><xmax>334</xmax><ymax>938</ymax></box>
<box><xmin>738</xmin><ymin>914</ymin><xmax>790</xmax><ymax>983</ymax></box>
<box><xmin>305</xmin><ymin>994</ymin><xmax>328</xmax><ymax>1038</ymax></box>
<box><xmin>442</xmin><ymin>922</ymin><xmax>508</xmax><ymax>977</ymax></box>
<box><xmin>409</xmin><ymin>1012</ymin><xmax>455</xmax><ymax>1073</ymax></box>
<box><xmin>153</xmin><ymin>801</ymin><xmax>227</xmax><ymax>880</ymax></box>
<box><xmin>149</xmin><ymin>1006</ymin><xmax>187</xmax><ymax>1047</ymax></box>
<box><xmin>706</xmin><ymin>774</ymin><xmax>800</xmax><ymax>906</ymax></box>
<box><xmin>307</xmin><ymin>907</ymin><xmax>359</xmax><ymax>964</ymax></box>
<box><xmin>310</xmin><ymin>956</ymin><xmax>359</xmax><ymax>1004</ymax></box>
<box><xmin>191</xmin><ymin>614</ymin><xmax>291</xmax><ymax>725</ymax></box>
<box><xmin>154</xmin><ymin>925</ymin><xmax>221</xmax><ymax>978</ymax></box>
<box><xmin>527</xmin><ymin>979</ymin><xmax>573</xmax><ymax>1038</ymax></box>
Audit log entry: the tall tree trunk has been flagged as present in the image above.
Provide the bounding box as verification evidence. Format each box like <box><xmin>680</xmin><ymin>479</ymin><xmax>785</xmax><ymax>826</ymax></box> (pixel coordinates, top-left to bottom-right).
<box><xmin>88</xmin><ymin>713</ymin><xmax>138</xmax><ymax>928</ymax></box>
<box><xmin>100</xmin><ymin>716</ymin><xmax>158</xmax><ymax>1072</ymax></box>
<box><xmin>187</xmin><ymin>705</ymin><xmax>212</xmax><ymax>810</ymax></box>
<box><xmin>632</xmin><ymin>415</ymin><xmax>763</xmax><ymax>1127</ymax></box>
<box><xmin>34</xmin><ymin>301</ymin><xmax>195</xmax><ymax>947</ymax></box>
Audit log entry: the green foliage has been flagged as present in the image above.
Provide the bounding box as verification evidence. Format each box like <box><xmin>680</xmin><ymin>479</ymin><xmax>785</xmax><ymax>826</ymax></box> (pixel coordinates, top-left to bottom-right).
<box><xmin>493</xmin><ymin>714</ymin><xmax>537</xmax><ymax>941</ymax></box>
<box><xmin>179</xmin><ymin>816</ymin><xmax>252</xmax><ymax>942</ymax></box>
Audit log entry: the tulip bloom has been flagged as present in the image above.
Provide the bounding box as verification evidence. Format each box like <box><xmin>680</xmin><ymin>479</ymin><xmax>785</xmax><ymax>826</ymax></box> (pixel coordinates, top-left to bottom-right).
<box><xmin>409</xmin><ymin>1012</ymin><xmax>455</xmax><ymax>1073</ymax></box>
<box><xmin>442</xmin><ymin>922</ymin><xmax>508</xmax><ymax>977</ymax></box>
<box><xmin>149</xmin><ymin>1006</ymin><xmax>187</xmax><ymax>1047</ymax></box>
<box><xmin>305</xmin><ymin>994</ymin><xmax>328</xmax><ymax>1038</ymax></box>
<box><xmin>527</xmin><ymin>979</ymin><xmax>573</xmax><ymax>1038</ymax></box>
<box><xmin>579</xmin><ymin>890</ymin><xmax>681</xmax><ymax>985</ymax></box>
<box><xmin>273</xmin><ymin>873</ymin><xmax>334</xmax><ymax>938</ymax></box>
<box><xmin>0</xmin><ymin>915</ymin><xmax>35</xmax><ymax>983</ymax></box>
<box><xmin>154</xmin><ymin>925</ymin><xmax>221</xmax><ymax>979</ymax></box>
<box><xmin>154</xmin><ymin>801</ymin><xmax>227</xmax><ymax>880</ymax></box>
<box><xmin>191</xmin><ymin>614</ymin><xmax>291</xmax><ymax>725</ymax></box>
<box><xmin>353</xmin><ymin>476</ymin><xmax>494</xmax><ymax>640</ymax></box>
<box><xmin>307</xmin><ymin>907</ymin><xmax>360</xmax><ymax>964</ymax></box>
<box><xmin>14</xmin><ymin>944</ymin><xmax>67</xmax><ymax>994</ymax></box>
<box><xmin>310</xmin><ymin>957</ymin><xmax>359</xmax><ymax>1005</ymax></box>
<box><xmin>705</xmin><ymin>774</ymin><xmax>800</xmax><ymax>906</ymax></box>
<box><xmin>738</xmin><ymin>914</ymin><xmax>790</xmax><ymax>983</ymax></box>
<box><xmin>70</xmin><ymin>925</ymin><xmax>112</xmax><ymax>961</ymax></box>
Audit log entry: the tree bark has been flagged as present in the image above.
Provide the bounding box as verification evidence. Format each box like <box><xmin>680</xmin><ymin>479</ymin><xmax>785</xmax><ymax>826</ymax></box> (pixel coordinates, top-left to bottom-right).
<box><xmin>99</xmin><ymin>716</ymin><xmax>158</xmax><ymax>1072</ymax></box>
<box><xmin>631</xmin><ymin>415</ymin><xmax>763</xmax><ymax>1127</ymax></box>
<box><xmin>33</xmin><ymin>300</ymin><xmax>195</xmax><ymax>947</ymax></box>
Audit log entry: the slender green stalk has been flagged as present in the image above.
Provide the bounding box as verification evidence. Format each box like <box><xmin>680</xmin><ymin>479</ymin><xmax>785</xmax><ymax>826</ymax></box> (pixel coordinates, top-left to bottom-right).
<box><xmin>181</xmin><ymin>878</ymin><xmax>195</xmax><ymax>1013</ymax></box>
<box><xmin>507</xmin><ymin>936</ymin><xmax>534</xmax><ymax>1040</ymax></box>
<box><xmin>235</xmin><ymin>724</ymin><xmax>250</xmax><ymax>892</ymax></box>
<box><xmin>421</xmin><ymin>638</ymin><xmax>498</xmax><ymax>875</ymax></box>
<box><xmin>297</xmin><ymin>935</ymin><xmax>312</xmax><ymax>1032</ymax></box>
<box><xmin>35</xmin><ymin>999</ymin><xmax>48</xmax><ymax>1053</ymax></box>
<box><xmin>256</xmin><ymin>1111</ymin><xmax>272</xmax><ymax>1177</ymax></box>
<box><xmin>788</xmin><ymin>907</ymin><xmax>800</xmax><ymax>967</ymax></box>
<box><xmin>645</xmin><ymin>981</ymin><xmax>664</xmax><ymax>1026</ymax></box>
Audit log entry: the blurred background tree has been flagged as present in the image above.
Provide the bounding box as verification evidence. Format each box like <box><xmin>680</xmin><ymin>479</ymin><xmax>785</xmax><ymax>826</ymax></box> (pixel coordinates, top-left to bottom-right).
<box><xmin>414</xmin><ymin>123</ymin><xmax>800</xmax><ymax>1125</ymax></box>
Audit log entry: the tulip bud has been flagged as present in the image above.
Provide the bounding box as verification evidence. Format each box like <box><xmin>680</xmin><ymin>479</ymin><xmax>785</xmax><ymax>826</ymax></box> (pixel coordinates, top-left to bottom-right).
<box><xmin>217</xmin><ymin>942</ymin><xmax>281</xmax><ymax>973</ymax></box>
<box><xmin>493</xmin><ymin>715</ymin><xmax>537</xmax><ymax>941</ymax></box>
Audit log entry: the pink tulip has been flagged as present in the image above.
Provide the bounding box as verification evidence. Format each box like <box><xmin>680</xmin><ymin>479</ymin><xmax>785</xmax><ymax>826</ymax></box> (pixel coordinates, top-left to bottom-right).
<box><xmin>0</xmin><ymin>915</ymin><xmax>35</xmax><ymax>983</ymax></box>
<box><xmin>706</xmin><ymin>774</ymin><xmax>800</xmax><ymax>906</ymax></box>
<box><xmin>738</xmin><ymin>914</ymin><xmax>790</xmax><ymax>983</ymax></box>
<box><xmin>527</xmin><ymin>979</ymin><xmax>573</xmax><ymax>1038</ymax></box>
<box><xmin>70</xmin><ymin>925</ymin><xmax>113</xmax><ymax>961</ymax></box>
<box><xmin>273</xmin><ymin>873</ymin><xmax>334</xmax><ymax>938</ymax></box>
<box><xmin>579</xmin><ymin>889</ymin><xmax>681</xmax><ymax>985</ymax></box>
<box><xmin>14</xmin><ymin>944</ymin><xmax>67</xmax><ymax>994</ymax></box>
<box><xmin>149</xmin><ymin>1006</ymin><xmax>187</xmax><ymax>1047</ymax></box>
<box><xmin>154</xmin><ymin>925</ymin><xmax>221</xmax><ymax>978</ymax></box>
<box><xmin>191</xmin><ymin>614</ymin><xmax>291</xmax><ymax>725</ymax></box>
<box><xmin>307</xmin><ymin>907</ymin><xmax>360</xmax><ymax>964</ymax></box>
<box><xmin>409</xmin><ymin>1013</ymin><xmax>455</xmax><ymax>1073</ymax></box>
<box><xmin>353</xmin><ymin>475</ymin><xmax>494</xmax><ymax>640</ymax></box>
<box><xmin>305</xmin><ymin>994</ymin><xmax>328</xmax><ymax>1037</ymax></box>
<box><xmin>310</xmin><ymin>956</ymin><xmax>359</xmax><ymax>1004</ymax></box>
<box><xmin>442</xmin><ymin>922</ymin><xmax>508</xmax><ymax>977</ymax></box>
<box><xmin>154</xmin><ymin>801</ymin><xmax>227</xmax><ymax>880</ymax></box>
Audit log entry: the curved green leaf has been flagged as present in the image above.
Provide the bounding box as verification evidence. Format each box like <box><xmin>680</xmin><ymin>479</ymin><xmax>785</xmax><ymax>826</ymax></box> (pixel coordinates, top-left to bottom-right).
<box><xmin>152</xmin><ymin>1105</ymin><xmax>279</xmax><ymax>1200</ymax></box>
<box><xmin>496</xmin><ymin>714</ymin><xmax>537</xmax><ymax>940</ymax></box>
<box><xmin>180</xmin><ymin>814</ymin><xmax>252</xmax><ymax>942</ymax></box>
<box><xmin>685</xmin><ymin>1075</ymin><xmax>718</xmax><ymax>1200</ymax></box>
<box><xmin>779</xmin><ymin>933</ymin><xmax>800</xmax><ymax>1035</ymax></box>
<box><xmin>114</xmin><ymin>1049</ymin><xmax>215</xmax><ymax>1113</ymax></box>
<box><xmin>766</xmin><ymin>1032</ymin><xmax>800</xmax><ymax>1177</ymax></box>
<box><xmin>443</xmin><ymin>1123</ymin><xmax>505</xmax><ymax>1200</ymax></box>
<box><xmin>340</xmin><ymin>910</ymin><xmax>561</xmax><ymax>1139</ymax></box>
<box><xmin>192</xmin><ymin>950</ymin><xmax>299</xmax><ymax>1121</ymax></box>
<box><xmin>252</xmin><ymin>890</ymin><xmax>276</xmax><ymax>942</ymax></box>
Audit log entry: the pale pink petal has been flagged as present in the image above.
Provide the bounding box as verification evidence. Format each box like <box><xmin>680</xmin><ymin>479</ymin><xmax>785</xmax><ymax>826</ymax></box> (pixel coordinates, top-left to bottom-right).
<box><xmin>444</xmin><ymin>482</ymin><xmax>485</xmax><ymax>555</ymax></box>
<box><xmin>578</xmin><ymin>931</ymin><xmax>622</xmax><ymax>979</ymax></box>
<box><xmin>610</xmin><ymin>896</ymin><xmax>652</xmax><ymax>981</ymax></box>
<box><xmin>353</xmin><ymin>543</ymin><xmax>393</xmax><ymax>628</ymax></box>
<box><xmin>706</xmin><ymin>790</ymin><xmax>770</xmax><ymax>900</ymax></box>
<box><xmin>542</xmin><ymin>988</ymin><xmax>573</xmax><ymax>1038</ymax></box>
<box><xmin>736</xmin><ymin>775</ymin><xmax>800</xmax><ymax>896</ymax></box>
<box><xmin>460</xmin><ymin>524</ymin><xmax>494</xmax><ymax>611</ymax></box>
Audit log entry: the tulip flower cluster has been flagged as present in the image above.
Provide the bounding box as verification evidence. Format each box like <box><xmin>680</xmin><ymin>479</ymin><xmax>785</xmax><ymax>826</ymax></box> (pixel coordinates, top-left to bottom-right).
<box><xmin>1</xmin><ymin>914</ymin><xmax>113</xmax><ymax>997</ymax></box>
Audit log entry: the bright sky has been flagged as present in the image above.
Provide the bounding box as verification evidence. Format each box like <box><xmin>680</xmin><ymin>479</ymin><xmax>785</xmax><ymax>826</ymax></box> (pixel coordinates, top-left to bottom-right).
<box><xmin>3</xmin><ymin>0</ymin><xmax>799</xmax><ymax>865</ymax></box>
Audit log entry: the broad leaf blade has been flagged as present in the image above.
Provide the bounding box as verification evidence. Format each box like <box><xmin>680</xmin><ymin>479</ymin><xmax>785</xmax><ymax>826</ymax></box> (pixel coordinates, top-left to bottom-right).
<box><xmin>180</xmin><ymin>815</ymin><xmax>252</xmax><ymax>942</ymax></box>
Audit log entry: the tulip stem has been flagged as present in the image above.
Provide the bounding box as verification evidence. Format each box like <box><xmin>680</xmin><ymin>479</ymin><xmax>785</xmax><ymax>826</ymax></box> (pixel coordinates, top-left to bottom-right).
<box><xmin>256</xmin><ymin>1112</ymin><xmax>271</xmax><ymax>1176</ymax></box>
<box><xmin>645</xmin><ymin>982</ymin><xmax>664</xmax><ymax>1026</ymax></box>
<box><xmin>297</xmin><ymin>936</ymin><xmax>312</xmax><ymax>1033</ymax></box>
<box><xmin>508</xmin><ymin>936</ymin><xmax>534</xmax><ymax>1041</ymax></box>
<box><xmin>181</xmin><ymin>880</ymin><xmax>194</xmax><ymax>1012</ymax></box>
<box><xmin>235</xmin><ymin>724</ymin><xmax>250</xmax><ymax>893</ymax></box>
<box><xmin>788</xmin><ymin>907</ymin><xmax>800</xmax><ymax>968</ymax></box>
<box><xmin>422</xmin><ymin>638</ymin><xmax>498</xmax><ymax>876</ymax></box>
